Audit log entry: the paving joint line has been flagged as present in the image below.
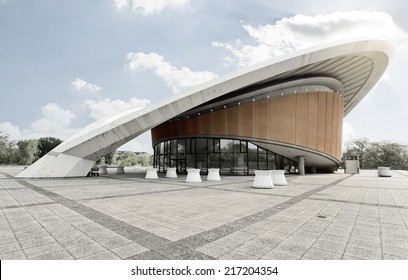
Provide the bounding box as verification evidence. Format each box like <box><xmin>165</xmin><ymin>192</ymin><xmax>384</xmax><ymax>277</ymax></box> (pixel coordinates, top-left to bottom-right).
<box><xmin>175</xmin><ymin>175</ymin><xmax>354</xmax><ymax>250</ymax></box>
<box><xmin>13</xmin><ymin>178</ymin><xmax>214</xmax><ymax>260</ymax></box>
<box><xmin>4</xmin><ymin>173</ymin><xmax>353</xmax><ymax>259</ymax></box>
<box><xmin>0</xmin><ymin>201</ymin><xmax>57</xmax><ymax>210</ymax></box>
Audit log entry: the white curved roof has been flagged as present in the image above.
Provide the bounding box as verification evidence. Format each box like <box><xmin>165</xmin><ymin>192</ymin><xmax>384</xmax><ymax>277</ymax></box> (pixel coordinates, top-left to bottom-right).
<box><xmin>17</xmin><ymin>39</ymin><xmax>393</xmax><ymax>177</ymax></box>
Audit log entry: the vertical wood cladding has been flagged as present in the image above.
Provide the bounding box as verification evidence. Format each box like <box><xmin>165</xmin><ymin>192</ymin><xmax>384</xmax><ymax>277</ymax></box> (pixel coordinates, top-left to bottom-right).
<box><xmin>307</xmin><ymin>92</ymin><xmax>319</xmax><ymax>150</ymax></box>
<box><xmin>283</xmin><ymin>95</ymin><xmax>296</xmax><ymax>144</ymax></box>
<box><xmin>151</xmin><ymin>92</ymin><xmax>344</xmax><ymax>161</ymax></box>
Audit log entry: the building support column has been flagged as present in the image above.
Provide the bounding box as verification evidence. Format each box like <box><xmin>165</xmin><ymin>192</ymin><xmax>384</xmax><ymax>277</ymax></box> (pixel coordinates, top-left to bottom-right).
<box><xmin>297</xmin><ymin>156</ymin><xmax>305</xmax><ymax>175</ymax></box>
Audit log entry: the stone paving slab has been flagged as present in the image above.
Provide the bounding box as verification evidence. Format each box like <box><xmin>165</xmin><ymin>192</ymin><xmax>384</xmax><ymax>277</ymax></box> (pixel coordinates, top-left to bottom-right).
<box><xmin>1</xmin><ymin>166</ymin><xmax>408</xmax><ymax>260</ymax></box>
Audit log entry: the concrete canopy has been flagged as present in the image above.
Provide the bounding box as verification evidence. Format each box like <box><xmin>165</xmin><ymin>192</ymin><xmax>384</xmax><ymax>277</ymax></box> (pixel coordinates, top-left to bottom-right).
<box><xmin>17</xmin><ymin>39</ymin><xmax>393</xmax><ymax>178</ymax></box>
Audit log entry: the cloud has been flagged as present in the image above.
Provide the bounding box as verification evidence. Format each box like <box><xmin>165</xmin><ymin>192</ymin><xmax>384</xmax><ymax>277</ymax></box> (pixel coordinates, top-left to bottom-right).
<box><xmin>85</xmin><ymin>97</ymin><xmax>150</xmax><ymax>120</ymax></box>
<box><xmin>126</xmin><ymin>52</ymin><xmax>217</xmax><ymax>93</ymax></box>
<box><xmin>0</xmin><ymin>122</ymin><xmax>22</xmax><ymax>140</ymax></box>
<box><xmin>213</xmin><ymin>11</ymin><xmax>408</xmax><ymax>67</ymax></box>
<box><xmin>113</xmin><ymin>0</ymin><xmax>190</xmax><ymax>16</ymax></box>
<box><xmin>342</xmin><ymin>121</ymin><xmax>357</xmax><ymax>149</ymax></box>
<box><xmin>0</xmin><ymin>103</ymin><xmax>78</xmax><ymax>141</ymax></box>
<box><xmin>72</xmin><ymin>78</ymin><xmax>102</xmax><ymax>92</ymax></box>
<box><xmin>119</xmin><ymin>138</ymin><xmax>153</xmax><ymax>153</ymax></box>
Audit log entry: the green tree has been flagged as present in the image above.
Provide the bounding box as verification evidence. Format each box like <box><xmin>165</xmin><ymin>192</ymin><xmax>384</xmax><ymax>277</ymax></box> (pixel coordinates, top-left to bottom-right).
<box><xmin>0</xmin><ymin>132</ymin><xmax>17</xmax><ymax>164</ymax></box>
<box><xmin>135</xmin><ymin>153</ymin><xmax>153</xmax><ymax>166</ymax></box>
<box><xmin>363</xmin><ymin>141</ymin><xmax>408</xmax><ymax>170</ymax></box>
<box><xmin>17</xmin><ymin>139</ymin><xmax>38</xmax><ymax>165</ymax></box>
<box><xmin>343</xmin><ymin>138</ymin><xmax>408</xmax><ymax>170</ymax></box>
<box><xmin>103</xmin><ymin>151</ymin><xmax>115</xmax><ymax>165</ymax></box>
<box><xmin>36</xmin><ymin>137</ymin><xmax>62</xmax><ymax>159</ymax></box>
<box><xmin>342</xmin><ymin>138</ymin><xmax>369</xmax><ymax>168</ymax></box>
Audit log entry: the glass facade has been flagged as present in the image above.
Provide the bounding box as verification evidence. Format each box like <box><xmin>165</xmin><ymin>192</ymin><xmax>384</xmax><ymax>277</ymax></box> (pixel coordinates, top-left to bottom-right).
<box><xmin>153</xmin><ymin>137</ymin><xmax>297</xmax><ymax>175</ymax></box>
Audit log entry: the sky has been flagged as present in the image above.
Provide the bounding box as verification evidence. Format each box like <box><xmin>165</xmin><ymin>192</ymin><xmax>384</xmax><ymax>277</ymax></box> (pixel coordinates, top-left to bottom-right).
<box><xmin>1</xmin><ymin>0</ymin><xmax>408</xmax><ymax>154</ymax></box>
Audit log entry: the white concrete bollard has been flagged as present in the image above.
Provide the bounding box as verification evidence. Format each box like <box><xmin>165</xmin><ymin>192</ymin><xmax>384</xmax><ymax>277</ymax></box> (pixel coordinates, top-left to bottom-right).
<box><xmin>207</xmin><ymin>168</ymin><xmax>221</xmax><ymax>181</ymax></box>
<box><xmin>271</xmin><ymin>170</ymin><xmax>287</xmax><ymax>186</ymax></box>
<box><xmin>378</xmin><ymin>167</ymin><xmax>392</xmax><ymax>177</ymax></box>
<box><xmin>186</xmin><ymin>168</ymin><xmax>202</xmax><ymax>183</ymax></box>
<box><xmin>145</xmin><ymin>168</ymin><xmax>159</xmax><ymax>179</ymax></box>
<box><xmin>165</xmin><ymin>167</ymin><xmax>178</xmax><ymax>178</ymax></box>
<box><xmin>252</xmin><ymin>170</ymin><xmax>274</xmax><ymax>189</ymax></box>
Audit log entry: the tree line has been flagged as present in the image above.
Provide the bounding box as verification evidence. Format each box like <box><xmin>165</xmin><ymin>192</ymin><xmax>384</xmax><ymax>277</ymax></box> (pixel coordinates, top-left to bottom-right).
<box><xmin>3</xmin><ymin>131</ymin><xmax>406</xmax><ymax>170</ymax></box>
<box><xmin>342</xmin><ymin>138</ymin><xmax>408</xmax><ymax>170</ymax></box>
<box><xmin>0</xmin><ymin>132</ymin><xmax>62</xmax><ymax>165</ymax></box>
<box><xmin>1</xmin><ymin>131</ymin><xmax>153</xmax><ymax>167</ymax></box>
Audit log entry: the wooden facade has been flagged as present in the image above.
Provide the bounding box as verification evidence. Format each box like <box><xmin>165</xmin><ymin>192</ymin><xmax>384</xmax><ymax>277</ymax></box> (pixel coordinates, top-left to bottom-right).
<box><xmin>151</xmin><ymin>92</ymin><xmax>344</xmax><ymax>161</ymax></box>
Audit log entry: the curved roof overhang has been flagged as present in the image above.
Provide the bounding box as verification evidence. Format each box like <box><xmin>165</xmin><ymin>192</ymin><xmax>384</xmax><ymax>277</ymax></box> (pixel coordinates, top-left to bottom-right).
<box><xmin>17</xmin><ymin>39</ymin><xmax>394</xmax><ymax>177</ymax></box>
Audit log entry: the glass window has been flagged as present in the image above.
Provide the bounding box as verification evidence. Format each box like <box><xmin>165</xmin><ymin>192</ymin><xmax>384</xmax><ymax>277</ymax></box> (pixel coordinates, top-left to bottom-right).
<box><xmin>221</xmin><ymin>139</ymin><xmax>233</xmax><ymax>153</ymax></box>
<box><xmin>213</xmin><ymin>139</ymin><xmax>220</xmax><ymax>153</ymax></box>
<box><xmin>153</xmin><ymin>138</ymin><xmax>298</xmax><ymax>176</ymax></box>
<box><xmin>276</xmin><ymin>154</ymin><xmax>283</xmax><ymax>170</ymax></box>
<box><xmin>283</xmin><ymin>157</ymin><xmax>290</xmax><ymax>173</ymax></box>
<box><xmin>240</xmin><ymin>141</ymin><xmax>247</xmax><ymax>153</ymax></box>
<box><xmin>186</xmin><ymin>154</ymin><xmax>195</xmax><ymax>169</ymax></box>
<box><xmin>208</xmin><ymin>138</ymin><xmax>213</xmax><ymax>153</ymax></box>
<box><xmin>248</xmin><ymin>142</ymin><xmax>257</xmax><ymax>154</ymax></box>
<box><xmin>196</xmin><ymin>153</ymin><xmax>207</xmax><ymax>170</ymax></box>
<box><xmin>160</xmin><ymin>142</ymin><xmax>164</xmax><ymax>155</ymax></box>
<box><xmin>196</xmin><ymin>138</ymin><xmax>207</xmax><ymax>154</ymax></box>
<box><xmin>268</xmin><ymin>152</ymin><xmax>276</xmax><ymax>170</ymax></box>
<box><xmin>259</xmin><ymin>152</ymin><xmax>267</xmax><ymax>170</ymax></box>
<box><xmin>171</xmin><ymin>140</ymin><xmax>177</xmax><ymax>157</ymax></box>
<box><xmin>187</xmin><ymin>138</ymin><xmax>195</xmax><ymax>153</ymax></box>
<box><xmin>178</xmin><ymin>139</ymin><xmax>185</xmax><ymax>155</ymax></box>
<box><xmin>208</xmin><ymin>153</ymin><xmax>220</xmax><ymax>168</ymax></box>
<box><xmin>233</xmin><ymin>140</ymin><xmax>240</xmax><ymax>153</ymax></box>
<box><xmin>234</xmin><ymin>153</ymin><xmax>247</xmax><ymax>175</ymax></box>
<box><xmin>220</xmin><ymin>152</ymin><xmax>233</xmax><ymax>175</ymax></box>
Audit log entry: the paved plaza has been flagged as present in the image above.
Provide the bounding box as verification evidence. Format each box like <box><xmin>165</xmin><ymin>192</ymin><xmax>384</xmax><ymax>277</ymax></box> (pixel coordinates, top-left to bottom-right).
<box><xmin>1</xmin><ymin>166</ymin><xmax>408</xmax><ymax>260</ymax></box>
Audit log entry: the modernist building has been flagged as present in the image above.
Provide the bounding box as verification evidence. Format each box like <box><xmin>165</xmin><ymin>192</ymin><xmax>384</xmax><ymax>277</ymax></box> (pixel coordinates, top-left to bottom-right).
<box><xmin>17</xmin><ymin>39</ymin><xmax>393</xmax><ymax>178</ymax></box>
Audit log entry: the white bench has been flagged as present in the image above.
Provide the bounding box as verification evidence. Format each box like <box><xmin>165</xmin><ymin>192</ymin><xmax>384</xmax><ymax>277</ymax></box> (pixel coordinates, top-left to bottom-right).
<box><xmin>252</xmin><ymin>170</ymin><xmax>274</xmax><ymax>189</ymax></box>
<box><xmin>378</xmin><ymin>167</ymin><xmax>392</xmax><ymax>177</ymax></box>
<box><xmin>99</xmin><ymin>166</ymin><xmax>125</xmax><ymax>174</ymax></box>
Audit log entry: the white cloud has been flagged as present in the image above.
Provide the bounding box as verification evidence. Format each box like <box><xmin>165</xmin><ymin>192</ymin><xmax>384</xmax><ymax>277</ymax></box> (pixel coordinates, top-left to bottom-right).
<box><xmin>0</xmin><ymin>122</ymin><xmax>22</xmax><ymax>140</ymax></box>
<box><xmin>342</xmin><ymin>121</ymin><xmax>357</xmax><ymax>149</ymax></box>
<box><xmin>113</xmin><ymin>0</ymin><xmax>189</xmax><ymax>16</ymax></box>
<box><xmin>119</xmin><ymin>138</ymin><xmax>153</xmax><ymax>153</ymax></box>
<box><xmin>85</xmin><ymin>97</ymin><xmax>150</xmax><ymax>120</ymax></box>
<box><xmin>214</xmin><ymin>11</ymin><xmax>408</xmax><ymax>67</ymax></box>
<box><xmin>72</xmin><ymin>78</ymin><xmax>102</xmax><ymax>92</ymax></box>
<box><xmin>126</xmin><ymin>52</ymin><xmax>217</xmax><ymax>93</ymax></box>
<box><xmin>0</xmin><ymin>103</ymin><xmax>78</xmax><ymax>141</ymax></box>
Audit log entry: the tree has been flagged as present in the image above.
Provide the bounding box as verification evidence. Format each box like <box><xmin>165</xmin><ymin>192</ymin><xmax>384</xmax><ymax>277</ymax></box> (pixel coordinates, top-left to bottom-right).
<box><xmin>17</xmin><ymin>139</ymin><xmax>38</xmax><ymax>165</ymax></box>
<box><xmin>0</xmin><ymin>132</ymin><xmax>17</xmax><ymax>164</ymax></box>
<box><xmin>342</xmin><ymin>138</ymin><xmax>408</xmax><ymax>170</ymax></box>
<box><xmin>363</xmin><ymin>141</ymin><xmax>408</xmax><ymax>170</ymax></box>
<box><xmin>342</xmin><ymin>138</ymin><xmax>369</xmax><ymax>169</ymax></box>
<box><xmin>103</xmin><ymin>151</ymin><xmax>115</xmax><ymax>165</ymax></box>
<box><xmin>36</xmin><ymin>137</ymin><xmax>62</xmax><ymax>159</ymax></box>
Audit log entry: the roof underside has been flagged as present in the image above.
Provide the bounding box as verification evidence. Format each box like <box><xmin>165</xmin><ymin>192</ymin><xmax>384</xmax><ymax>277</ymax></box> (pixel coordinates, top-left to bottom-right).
<box><xmin>177</xmin><ymin>53</ymin><xmax>380</xmax><ymax>120</ymax></box>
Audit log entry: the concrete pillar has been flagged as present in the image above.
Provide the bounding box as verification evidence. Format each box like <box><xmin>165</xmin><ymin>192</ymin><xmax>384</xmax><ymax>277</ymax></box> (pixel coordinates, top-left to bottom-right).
<box><xmin>297</xmin><ymin>156</ymin><xmax>305</xmax><ymax>175</ymax></box>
